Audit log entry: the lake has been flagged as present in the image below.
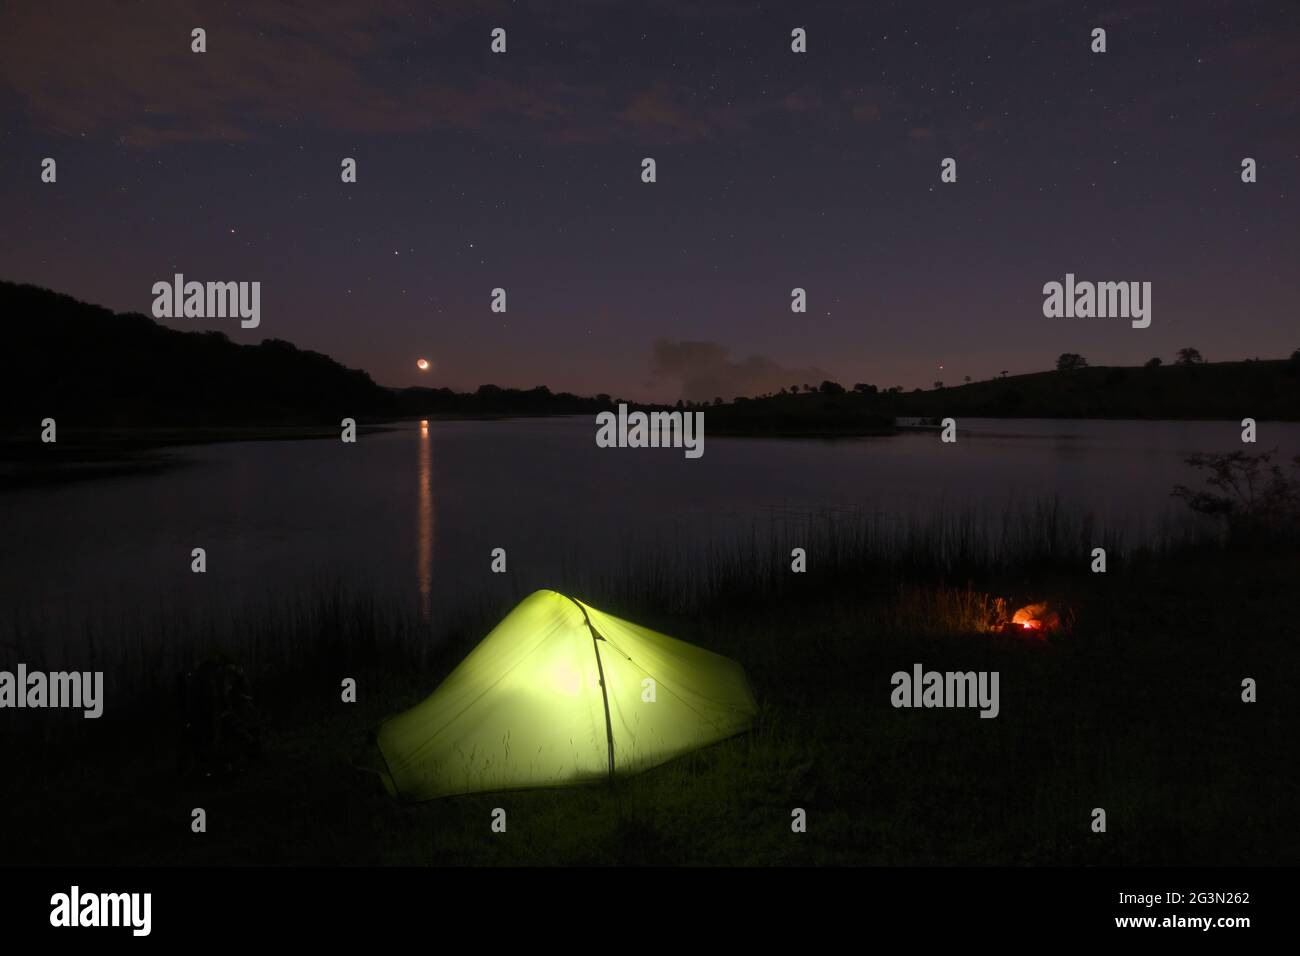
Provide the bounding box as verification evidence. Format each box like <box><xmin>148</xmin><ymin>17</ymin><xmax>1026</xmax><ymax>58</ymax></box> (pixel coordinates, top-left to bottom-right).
<box><xmin>2</xmin><ymin>417</ymin><xmax>1296</xmax><ymax>653</ymax></box>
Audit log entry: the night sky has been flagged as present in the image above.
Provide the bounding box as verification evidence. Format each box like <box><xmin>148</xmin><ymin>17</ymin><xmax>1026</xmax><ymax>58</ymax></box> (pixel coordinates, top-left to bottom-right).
<box><xmin>2</xmin><ymin>1</ymin><xmax>1297</xmax><ymax>402</ymax></box>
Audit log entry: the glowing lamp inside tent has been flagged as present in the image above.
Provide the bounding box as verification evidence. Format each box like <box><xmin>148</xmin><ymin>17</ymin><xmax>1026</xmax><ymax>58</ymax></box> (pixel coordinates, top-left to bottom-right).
<box><xmin>375</xmin><ymin>590</ymin><xmax>759</xmax><ymax>800</ymax></box>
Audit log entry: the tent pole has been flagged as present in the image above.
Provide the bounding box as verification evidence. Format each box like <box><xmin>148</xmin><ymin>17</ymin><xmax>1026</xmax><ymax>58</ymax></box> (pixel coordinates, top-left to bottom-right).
<box><xmin>568</xmin><ymin>596</ymin><xmax>616</xmax><ymax>786</ymax></box>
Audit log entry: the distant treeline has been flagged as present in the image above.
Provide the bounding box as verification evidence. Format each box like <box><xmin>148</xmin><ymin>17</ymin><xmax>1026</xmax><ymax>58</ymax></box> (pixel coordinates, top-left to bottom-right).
<box><xmin>700</xmin><ymin>392</ymin><xmax>897</xmax><ymax>436</ymax></box>
<box><xmin>690</xmin><ymin>358</ymin><xmax>1300</xmax><ymax>432</ymax></box>
<box><xmin>394</xmin><ymin>384</ymin><xmax>614</xmax><ymax>418</ymax></box>
<box><xmin>4</xmin><ymin>281</ymin><xmax>1297</xmax><ymax>433</ymax></box>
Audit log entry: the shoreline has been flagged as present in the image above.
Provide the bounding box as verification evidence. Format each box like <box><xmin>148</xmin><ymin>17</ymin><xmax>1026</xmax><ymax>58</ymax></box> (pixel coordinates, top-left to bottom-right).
<box><xmin>0</xmin><ymin>423</ymin><xmax>400</xmax><ymax>490</ymax></box>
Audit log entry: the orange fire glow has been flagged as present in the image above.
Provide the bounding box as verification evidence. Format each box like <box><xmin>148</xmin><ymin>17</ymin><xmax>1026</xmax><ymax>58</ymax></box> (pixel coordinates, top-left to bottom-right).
<box><xmin>1010</xmin><ymin>602</ymin><xmax>1059</xmax><ymax>634</ymax></box>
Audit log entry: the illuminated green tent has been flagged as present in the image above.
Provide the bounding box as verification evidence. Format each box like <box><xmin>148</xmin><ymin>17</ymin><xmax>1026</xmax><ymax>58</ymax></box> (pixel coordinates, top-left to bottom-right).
<box><xmin>377</xmin><ymin>589</ymin><xmax>759</xmax><ymax>800</ymax></box>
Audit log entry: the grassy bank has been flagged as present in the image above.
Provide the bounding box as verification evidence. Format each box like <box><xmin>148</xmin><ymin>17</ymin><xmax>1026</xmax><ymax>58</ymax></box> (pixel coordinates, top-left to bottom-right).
<box><xmin>2</xmin><ymin>505</ymin><xmax>1295</xmax><ymax>866</ymax></box>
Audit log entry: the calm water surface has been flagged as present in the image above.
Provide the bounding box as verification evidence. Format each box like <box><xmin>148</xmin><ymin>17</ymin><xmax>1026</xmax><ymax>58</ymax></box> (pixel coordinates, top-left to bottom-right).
<box><xmin>3</xmin><ymin>417</ymin><xmax>1296</xmax><ymax>645</ymax></box>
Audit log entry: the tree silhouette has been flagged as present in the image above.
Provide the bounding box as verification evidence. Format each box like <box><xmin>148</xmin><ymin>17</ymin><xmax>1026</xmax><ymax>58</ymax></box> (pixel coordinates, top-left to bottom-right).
<box><xmin>1056</xmin><ymin>353</ymin><xmax>1088</xmax><ymax>371</ymax></box>
<box><xmin>1173</xmin><ymin>450</ymin><xmax>1300</xmax><ymax>540</ymax></box>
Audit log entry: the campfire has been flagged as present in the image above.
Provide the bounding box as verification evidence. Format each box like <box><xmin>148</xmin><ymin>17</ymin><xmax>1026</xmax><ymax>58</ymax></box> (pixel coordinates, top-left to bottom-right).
<box><xmin>991</xmin><ymin>600</ymin><xmax>1060</xmax><ymax>638</ymax></box>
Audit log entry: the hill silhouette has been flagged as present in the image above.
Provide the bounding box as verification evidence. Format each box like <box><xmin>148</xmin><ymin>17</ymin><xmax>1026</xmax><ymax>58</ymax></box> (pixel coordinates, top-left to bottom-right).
<box><xmin>675</xmin><ymin>356</ymin><xmax>1300</xmax><ymax>435</ymax></box>
<box><xmin>892</xmin><ymin>362</ymin><xmax>1300</xmax><ymax>420</ymax></box>
<box><xmin>1</xmin><ymin>281</ymin><xmax>395</xmax><ymax>428</ymax></box>
<box><xmin>0</xmin><ymin>282</ymin><xmax>622</xmax><ymax>431</ymax></box>
<box><xmin>4</xmin><ymin>281</ymin><xmax>1297</xmax><ymax>435</ymax></box>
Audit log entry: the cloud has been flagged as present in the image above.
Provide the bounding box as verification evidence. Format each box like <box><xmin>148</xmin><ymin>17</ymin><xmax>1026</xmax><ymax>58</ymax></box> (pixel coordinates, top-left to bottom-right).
<box><xmin>0</xmin><ymin>1</ymin><xmax>909</xmax><ymax>148</ymax></box>
<box><xmin>616</xmin><ymin>83</ymin><xmax>714</xmax><ymax>141</ymax></box>
<box><xmin>842</xmin><ymin>87</ymin><xmax>888</xmax><ymax>123</ymax></box>
<box><xmin>650</xmin><ymin>339</ymin><xmax>828</xmax><ymax>402</ymax></box>
<box><xmin>779</xmin><ymin>90</ymin><xmax>824</xmax><ymax>114</ymax></box>
<box><xmin>0</xmin><ymin>0</ymin><xmax>616</xmax><ymax>146</ymax></box>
